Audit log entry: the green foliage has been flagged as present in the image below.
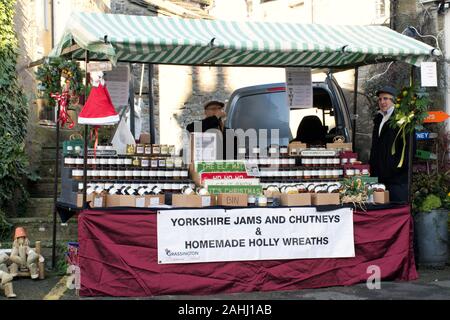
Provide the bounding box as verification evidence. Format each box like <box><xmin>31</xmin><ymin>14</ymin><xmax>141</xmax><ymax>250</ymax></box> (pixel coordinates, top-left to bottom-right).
<box><xmin>340</xmin><ymin>177</ymin><xmax>373</xmax><ymax>198</ymax></box>
<box><xmin>35</xmin><ymin>57</ymin><xmax>84</xmax><ymax>108</ymax></box>
<box><xmin>420</xmin><ymin>194</ymin><xmax>442</xmax><ymax>212</ymax></box>
<box><xmin>412</xmin><ymin>171</ymin><xmax>450</xmax><ymax>214</ymax></box>
<box><xmin>0</xmin><ymin>0</ymin><xmax>30</xmax><ymax>225</ymax></box>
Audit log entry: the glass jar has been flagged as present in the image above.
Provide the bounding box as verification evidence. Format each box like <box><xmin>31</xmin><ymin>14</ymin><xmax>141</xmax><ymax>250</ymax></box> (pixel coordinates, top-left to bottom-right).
<box><xmin>311</xmin><ymin>157</ymin><xmax>320</xmax><ymax>167</ymax></box>
<box><xmin>132</xmin><ymin>156</ymin><xmax>141</xmax><ymax>167</ymax></box>
<box><xmin>152</xmin><ymin>144</ymin><xmax>160</xmax><ymax>155</ymax></box>
<box><xmin>124</xmin><ymin>157</ymin><xmax>133</xmax><ymax>166</ymax></box>
<box><xmin>279</xmin><ymin>146</ymin><xmax>288</xmax><ymax>157</ymax></box>
<box><xmin>304</xmin><ymin>169</ymin><xmax>312</xmax><ymax>179</ymax></box>
<box><xmin>157</xmin><ymin>168</ymin><xmax>165</xmax><ymax>180</ymax></box>
<box><xmin>296</xmin><ymin>169</ymin><xmax>303</xmax><ymax>179</ymax></box>
<box><xmin>72</xmin><ymin>169</ymin><xmax>83</xmax><ymax>181</ymax></box>
<box><xmin>99</xmin><ymin>166</ymin><xmax>108</xmax><ymax>179</ymax></box>
<box><xmin>333</xmin><ymin>158</ymin><xmax>340</xmax><ymax>165</ymax></box>
<box><xmin>160</xmin><ymin>144</ymin><xmax>169</xmax><ymax>155</ymax></box>
<box><xmin>126</xmin><ymin>144</ymin><xmax>135</xmax><ymax>155</ymax></box>
<box><xmin>141</xmin><ymin>157</ymin><xmax>150</xmax><ymax>168</ymax></box>
<box><xmin>345</xmin><ymin>168</ymin><xmax>355</xmax><ymax>177</ymax></box>
<box><xmin>281</xmin><ymin>158</ymin><xmax>289</xmax><ymax>168</ymax></box>
<box><xmin>180</xmin><ymin>168</ymin><xmax>189</xmax><ymax>179</ymax></box>
<box><xmin>135</xmin><ymin>144</ymin><xmax>144</xmax><ymax>155</ymax></box>
<box><xmin>75</xmin><ymin>156</ymin><xmax>84</xmax><ymax>168</ymax></box>
<box><xmin>288</xmin><ymin>158</ymin><xmax>296</xmax><ymax>167</ymax></box>
<box><xmin>158</xmin><ymin>158</ymin><xmax>166</xmax><ymax>168</ymax></box>
<box><xmin>150</xmin><ymin>158</ymin><xmax>159</xmax><ymax>169</ymax></box>
<box><xmin>174</xmin><ymin>157</ymin><xmax>183</xmax><ymax>168</ymax></box>
<box><xmin>168</xmin><ymin>145</ymin><xmax>176</xmax><ymax>156</ymax></box>
<box><xmin>166</xmin><ymin>157</ymin><xmax>174</xmax><ymax>169</ymax></box>
<box><xmin>165</xmin><ymin>169</ymin><xmax>173</xmax><ymax>179</ymax></box>
<box><xmin>99</xmin><ymin>156</ymin><xmax>108</xmax><ymax>165</ymax></box>
<box><xmin>326</xmin><ymin>169</ymin><xmax>333</xmax><ymax>179</ymax></box>
<box><xmin>64</xmin><ymin>156</ymin><xmax>76</xmax><ymax>168</ymax></box>
<box><xmin>341</xmin><ymin>158</ymin><xmax>348</xmax><ymax>165</ymax></box>
<box><xmin>326</xmin><ymin>157</ymin><xmax>334</xmax><ymax>166</ymax></box>
<box><xmin>92</xmin><ymin>168</ymin><xmax>99</xmax><ymax>180</ymax></box>
<box><xmin>116</xmin><ymin>166</ymin><xmax>125</xmax><ymax>179</ymax></box>
<box><xmin>319</xmin><ymin>158</ymin><xmax>327</xmax><ymax>166</ymax></box>
<box><xmin>108</xmin><ymin>167</ymin><xmax>117</xmax><ymax>180</ymax></box>
<box><xmin>318</xmin><ymin>169</ymin><xmax>326</xmax><ymax>179</ymax></box>
<box><xmin>144</xmin><ymin>144</ymin><xmax>152</xmax><ymax>155</ymax></box>
<box><xmin>133</xmin><ymin>168</ymin><xmax>142</xmax><ymax>180</ymax></box>
<box><xmin>141</xmin><ymin>169</ymin><xmax>150</xmax><ymax>179</ymax></box>
<box><xmin>302</xmin><ymin>158</ymin><xmax>312</xmax><ymax>167</ymax></box>
<box><xmin>125</xmin><ymin>166</ymin><xmax>134</xmax><ymax>180</ymax></box>
<box><xmin>173</xmin><ymin>169</ymin><xmax>181</xmax><ymax>180</ymax></box>
<box><xmin>289</xmin><ymin>170</ymin><xmax>297</xmax><ymax>179</ymax></box>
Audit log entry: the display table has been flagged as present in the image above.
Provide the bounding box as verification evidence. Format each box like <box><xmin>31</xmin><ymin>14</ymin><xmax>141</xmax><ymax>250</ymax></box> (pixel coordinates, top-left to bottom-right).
<box><xmin>78</xmin><ymin>204</ymin><xmax>417</xmax><ymax>297</ymax></box>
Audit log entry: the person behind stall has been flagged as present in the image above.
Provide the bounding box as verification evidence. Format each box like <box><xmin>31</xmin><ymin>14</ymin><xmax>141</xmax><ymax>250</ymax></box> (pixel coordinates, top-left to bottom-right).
<box><xmin>186</xmin><ymin>100</ymin><xmax>226</xmax><ymax>133</ymax></box>
<box><xmin>186</xmin><ymin>100</ymin><xmax>233</xmax><ymax>159</ymax></box>
<box><xmin>291</xmin><ymin>115</ymin><xmax>326</xmax><ymax>146</ymax></box>
<box><xmin>369</xmin><ymin>86</ymin><xmax>412</xmax><ymax>203</ymax></box>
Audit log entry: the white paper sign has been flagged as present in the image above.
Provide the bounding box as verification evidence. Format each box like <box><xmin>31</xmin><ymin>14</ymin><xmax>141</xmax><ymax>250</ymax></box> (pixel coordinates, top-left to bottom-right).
<box><xmin>149</xmin><ymin>197</ymin><xmax>161</xmax><ymax>206</ymax></box>
<box><xmin>420</xmin><ymin>62</ymin><xmax>438</xmax><ymax>87</ymax></box>
<box><xmin>93</xmin><ymin>196</ymin><xmax>103</xmax><ymax>208</ymax></box>
<box><xmin>135</xmin><ymin>197</ymin><xmax>145</xmax><ymax>208</ymax></box>
<box><xmin>105</xmin><ymin>65</ymin><xmax>130</xmax><ymax>107</ymax></box>
<box><xmin>285</xmin><ymin>67</ymin><xmax>313</xmax><ymax>109</ymax></box>
<box><xmin>201</xmin><ymin>196</ymin><xmax>211</xmax><ymax>207</ymax></box>
<box><xmin>157</xmin><ymin>207</ymin><xmax>355</xmax><ymax>264</ymax></box>
<box><xmin>192</xmin><ymin>133</ymin><xmax>217</xmax><ymax>162</ymax></box>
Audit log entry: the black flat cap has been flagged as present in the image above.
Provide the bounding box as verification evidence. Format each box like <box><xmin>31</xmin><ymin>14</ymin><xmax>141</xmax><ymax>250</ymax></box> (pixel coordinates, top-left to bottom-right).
<box><xmin>376</xmin><ymin>85</ymin><xmax>398</xmax><ymax>97</ymax></box>
<box><xmin>204</xmin><ymin>100</ymin><xmax>224</xmax><ymax>110</ymax></box>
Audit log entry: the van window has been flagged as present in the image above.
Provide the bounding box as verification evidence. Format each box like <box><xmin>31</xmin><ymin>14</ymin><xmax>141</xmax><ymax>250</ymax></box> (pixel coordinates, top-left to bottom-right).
<box><xmin>289</xmin><ymin>108</ymin><xmax>336</xmax><ymax>140</ymax></box>
<box><xmin>228</xmin><ymin>91</ymin><xmax>291</xmax><ymax>146</ymax></box>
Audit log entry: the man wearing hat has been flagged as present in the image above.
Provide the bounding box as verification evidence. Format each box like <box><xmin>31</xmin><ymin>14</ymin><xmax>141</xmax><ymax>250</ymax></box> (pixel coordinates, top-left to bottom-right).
<box><xmin>186</xmin><ymin>100</ymin><xmax>226</xmax><ymax>133</ymax></box>
<box><xmin>369</xmin><ymin>85</ymin><xmax>411</xmax><ymax>203</ymax></box>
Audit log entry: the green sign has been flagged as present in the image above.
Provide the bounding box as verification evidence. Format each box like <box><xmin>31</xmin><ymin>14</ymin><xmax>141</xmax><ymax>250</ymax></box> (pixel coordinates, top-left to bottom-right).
<box><xmin>195</xmin><ymin>161</ymin><xmax>246</xmax><ymax>173</ymax></box>
<box><xmin>356</xmin><ymin>176</ymin><xmax>378</xmax><ymax>184</ymax></box>
<box><xmin>207</xmin><ymin>185</ymin><xmax>263</xmax><ymax>195</ymax></box>
<box><xmin>415</xmin><ymin>149</ymin><xmax>437</xmax><ymax>160</ymax></box>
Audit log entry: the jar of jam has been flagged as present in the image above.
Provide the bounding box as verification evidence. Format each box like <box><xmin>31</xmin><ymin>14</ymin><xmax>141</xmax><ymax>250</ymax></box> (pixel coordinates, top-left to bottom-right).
<box><xmin>288</xmin><ymin>158</ymin><xmax>296</xmax><ymax>167</ymax></box>
<box><xmin>116</xmin><ymin>166</ymin><xmax>125</xmax><ymax>179</ymax></box>
<box><xmin>279</xmin><ymin>146</ymin><xmax>288</xmax><ymax>157</ymax></box>
<box><xmin>158</xmin><ymin>158</ymin><xmax>166</xmax><ymax>168</ymax></box>
<box><xmin>173</xmin><ymin>169</ymin><xmax>181</xmax><ymax>180</ymax></box>
<box><xmin>180</xmin><ymin>168</ymin><xmax>189</xmax><ymax>180</ymax></box>
<box><xmin>133</xmin><ymin>168</ymin><xmax>142</xmax><ymax>180</ymax></box>
<box><xmin>75</xmin><ymin>156</ymin><xmax>84</xmax><ymax>168</ymax></box>
<box><xmin>125</xmin><ymin>166</ymin><xmax>134</xmax><ymax>180</ymax></box>
<box><xmin>166</xmin><ymin>157</ymin><xmax>174</xmax><ymax>169</ymax></box>
<box><xmin>99</xmin><ymin>166</ymin><xmax>108</xmax><ymax>179</ymax></box>
<box><xmin>92</xmin><ymin>168</ymin><xmax>99</xmax><ymax>180</ymax></box>
<box><xmin>302</xmin><ymin>157</ymin><xmax>312</xmax><ymax>167</ymax></box>
<box><xmin>289</xmin><ymin>170</ymin><xmax>297</xmax><ymax>180</ymax></box>
<box><xmin>141</xmin><ymin>157</ymin><xmax>150</xmax><ymax>168</ymax></box>
<box><xmin>319</xmin><ymin>158</ymin><xmax>327</xmax><ymax>166</ymax></box>
<box><xmin>135</xmin><ymin>144</ymin><xmax>144</xmax><ymax>155</ymax></box>
<box><xmin>157</xmin><ymin>168</ymin><xmax>165</xmax><ymax>180</ymax></box>
<box><xmin>341</xmin><ymin>158</ymin><xmax>348</xmax><ymax>165</ymax></box>
<box><xmin>168</xmin><ymin>145</ymin><xmax>176</xmax><ymax>156</ymax></box>
<box><xmin>99</xmin><ymin>156</ymin><xmax>108</xmax><ymax>166</ymax></box>
<box><xmin>149</xmin><ymin>169</ymin><xmax>157</xmax><ymax>180</ymax></box>
<box><xmin>333</xmin><ymin>158</ymin><xmax>340</xmax><ymax>166</ymax></box>
<box><xmin>304</xmin><ymin>169</ymin><xmax>312</xmax><ymax>179</ymax></box>
<box><xmin>174</xmin><ymin>157</ymin><xmax>183</xmax><ymax>168</ymax></box>
<box><xmin>296</xmin><ymin>169</ymin><xmax>303</xmax><ymax>179</ymax></box>
<box><xmin>345</xmin><ymin>168</ymin><xmax>355</xmax><ymax>177</ymax></box>
<box><xmin>124</xmin><ymin>157</ymin><xmax>133</xmax><ymax>166</ymax></box>
<box><xmin>311</xmin><ymin>157</ymin><xmax>320</xmax><ymax>167</ymax></box>
<box><xmin>126</xmin><ymin>144</ymin><xmax>135</xmax><ymax>155</ymax></box>
<box><xmin>144</xmin><ymin>144</ymin><xmax>152</xmax><ymax>155</ymax></box>
<box><xmin>326</xmin><ymin>169</ymin><xmax>333</xmax><ymax>179</ymax></box>
<box><xmin>160</xmin><ymin>144</ymin><xmax>169</xmax><ymax>155</ymax></box>
<box><xmin>326</xmin><ymin>157</ymin><xmax>334</xmax><ymax>166</ymax></box>
<box><xmin>152</xmin><ymin>144</ymin><xmax>160</xmax><ymax>155</ymax></box>
<box><xmin>132</xmin><ymin>156</ymin><xmax>141</xmax><ymax>167</ymax></box>
<box><xmin>150</xmin><ymin>158</ymin><xmax>159</xmax><ymax>169</ymax></box>
<box><xmin>64</xmin><ymin>155</ymin><xmax>76</xmax><ymax>168</ymax></box>
<box><xmin>108</xmin><ymin>167</ymin><xmax>117</xmax><ymax>180</ymax></box>
<box><xmin>318</xmin><ymin>169</ymin><xmax>326</xmax><ymax>179</ymax></box>
<box><xmin>108</xmin><ymin>156</ymin><xmax>117</xmax><ymax>166</ymax></box>
<box><xmin>165</xmin><ymin>169</ymin><xmax>173</xmax><ymax>179</ymax></box>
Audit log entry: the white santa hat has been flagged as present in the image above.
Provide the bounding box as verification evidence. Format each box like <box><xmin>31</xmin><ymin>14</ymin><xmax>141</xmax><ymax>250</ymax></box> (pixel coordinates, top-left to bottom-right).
<box><xmin>78</xmin><ymin>83</ymin><xmax>119</xmax><ymax>125</ymax></box>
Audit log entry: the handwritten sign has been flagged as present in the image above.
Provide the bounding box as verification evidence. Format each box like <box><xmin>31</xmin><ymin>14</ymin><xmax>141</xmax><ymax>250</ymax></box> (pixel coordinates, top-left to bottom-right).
<box><xmin>424</xmin><ymin>111</ymin><xmax>449</xmax><ymax>123</ymax></box>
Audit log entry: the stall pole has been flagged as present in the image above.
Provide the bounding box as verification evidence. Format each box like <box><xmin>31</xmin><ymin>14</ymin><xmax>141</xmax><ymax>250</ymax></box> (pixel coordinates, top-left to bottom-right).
<box><xmin>407</xmin><ymin>65</ymin><xmax>416</xmax><ymax>204</ymax></box>
<box><xmin>82</xmin><ymin>51</ymin><xmax>90</xmax><ymax>207</ymax></box>
<box><xmin>129</xmin><ymin>64</ymin><xmax>135</xmax><ymax>139</ymax></box>
<box><xmin>51</xmin><ymin>94</ymin><xmax>61</xmax><ymax>269</ymax></box>
<box><xmin>352</xmin><ymin>67</ymin><xmax>359</xmax><ymax>149</ymax></box>
<box><xmin>148</xmin><ymin>64</ymin><xmax>155</xmax><ymax>144</ymax></box>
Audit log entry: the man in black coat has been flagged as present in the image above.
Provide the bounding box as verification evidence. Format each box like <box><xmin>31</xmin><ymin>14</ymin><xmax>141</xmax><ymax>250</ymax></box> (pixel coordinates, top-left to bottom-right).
<box><xmin>369</xmin><ymin>86</ymin><xmax>411</xmax><ymax>203</ymax></box>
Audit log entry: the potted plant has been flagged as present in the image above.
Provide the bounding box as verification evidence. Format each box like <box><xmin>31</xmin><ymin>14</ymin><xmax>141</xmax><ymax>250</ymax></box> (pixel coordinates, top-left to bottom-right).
<box><xmin>412</xmin><ymin>171</ymin><xmax>450</xmax><ymax>268</ymax></box>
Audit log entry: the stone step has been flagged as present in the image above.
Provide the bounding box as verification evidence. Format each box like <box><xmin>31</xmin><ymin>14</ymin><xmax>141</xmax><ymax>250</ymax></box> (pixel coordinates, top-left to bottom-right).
<box><xmin>25</xmin><ymin>198</ymin><xmax>55</xmax><ymax>218</ymax></box>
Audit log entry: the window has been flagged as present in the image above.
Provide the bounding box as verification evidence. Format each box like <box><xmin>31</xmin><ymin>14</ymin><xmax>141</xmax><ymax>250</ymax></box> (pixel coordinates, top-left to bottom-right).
<box><xmin>375</xmin><ymin>0</ymin><xmax>386</xmax><ymax>18</ymax></box>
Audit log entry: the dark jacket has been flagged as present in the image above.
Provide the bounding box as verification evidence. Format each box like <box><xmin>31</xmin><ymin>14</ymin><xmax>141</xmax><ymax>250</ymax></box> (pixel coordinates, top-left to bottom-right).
<box><xmin>186</xmin><ymin>116</ymin><xmax>222</xmax><ymax>133</ymax></box>
<box><xmin>369</xmin><ymin>112</ymin><xmax>412</xmax><ymax>185</ymax></box>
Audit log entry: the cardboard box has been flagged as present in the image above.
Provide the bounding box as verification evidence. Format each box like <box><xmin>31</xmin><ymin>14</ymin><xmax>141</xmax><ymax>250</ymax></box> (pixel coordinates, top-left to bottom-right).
<box><xmin>172</xmin><ymin>194</ymin><xmax>216</xmax><ymax>208</ymax></box>
<box><xmin>139</xmin><ymin>133</ymin><xmax>151</xmax><ymax>144</ymax></box>
<box><xmin>77</xmin><ymin>193</ymin><xmax>106</xmax><ymax>208</ymax></box>
<box><xmin>311</xmin><ymin>193</ymin><xmax>340</xmax><ymax>205</ymax></box>
<box><xmin>373</xmin><ymin>191</ymin><xmax>389</xmax><ymax>204</ymax></box>
<box><xmin>288</xmin><ymin>142</ymin><xmax>307</xmax><ymax>156</ymax></box>
<box><xmin>264</xmin><ymin>190</ymin><xmax>282</xmax><ymax>200</ymax></box>
<box><xmin>216</xmin><ymin>193</ymin><xmax>248</xmax><ymax>207</ymax></box>
<box><xmin>326</xmin><ymin>142</ymin><xmax>353</xmax><ymax>152</ymax></box>
<box><xmin>281</xmin><ymin>193</ymin><xmax>311</xmax><ymax>206</ymax></box>
<box><xmin>106</xmin><ymin>194</ymin><xmax>165</xmax><ymax>207</ymax></box>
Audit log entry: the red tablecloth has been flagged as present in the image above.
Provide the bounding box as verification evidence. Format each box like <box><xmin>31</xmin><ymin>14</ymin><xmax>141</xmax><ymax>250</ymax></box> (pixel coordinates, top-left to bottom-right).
<box><xmin>78</xmin><ymin>205</ymin><xmax>417</xmax><ymax>297</ymax></box>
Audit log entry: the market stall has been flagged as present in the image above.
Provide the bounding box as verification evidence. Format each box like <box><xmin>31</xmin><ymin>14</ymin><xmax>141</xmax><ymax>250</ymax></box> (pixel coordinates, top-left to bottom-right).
<box><xmin>49</xmin><ymin>12</ymin><xmax>439</xmax><ymax>296</ymax></box>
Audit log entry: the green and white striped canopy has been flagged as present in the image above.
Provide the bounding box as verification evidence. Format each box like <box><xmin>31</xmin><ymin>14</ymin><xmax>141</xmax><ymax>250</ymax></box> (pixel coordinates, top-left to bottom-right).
<box><xmin>50</xmin><ymin>12</ymin><xmax>440</xmax><ymax>67</ymax></box>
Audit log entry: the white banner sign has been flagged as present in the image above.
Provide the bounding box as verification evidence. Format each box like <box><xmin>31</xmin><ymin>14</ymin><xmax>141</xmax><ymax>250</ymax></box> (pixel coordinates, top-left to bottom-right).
<box><xmin>157</xmin><ymin>207</ymin><xmax>354</xmax><ymax>264</ymax></box>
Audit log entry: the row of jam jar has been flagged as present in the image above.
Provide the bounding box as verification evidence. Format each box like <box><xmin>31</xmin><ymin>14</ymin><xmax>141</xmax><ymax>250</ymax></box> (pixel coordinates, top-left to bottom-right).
<box><xmin>71</xmin><ymin>167</ymin><xmax>189</xmax><ymax>181</ymax></box>
<box><xmin>65</xmin><ymin>156</ymin><xmax>184</xmax><ymax>169</ymax></box>
<box><xmin>259</xmin><ymin>168</ymin><xmax>344</xmax><ymax>179</ymax></box>
<box><xmin>78</xmin><ymin>181</ymin><xmax>196</xmax><ymax>194</ymax></box>
<box><xmin>237</xmin><ymin>146</ymin><xmax>290</xmax><ymax>158</ymax></box>
<box><xmin>300</xmin><ymin>157</ymin><xmax>342</xmax><ymax>167</ymax></box>
<box><xmin>245</xmin><ymin>157</ymin><xmax>296</xmax><ymax>167</ymax></box>
<box><xmin>127</xmin><ymin>144</ymin><xmax>176</xmax><ymax>156</ymax></box>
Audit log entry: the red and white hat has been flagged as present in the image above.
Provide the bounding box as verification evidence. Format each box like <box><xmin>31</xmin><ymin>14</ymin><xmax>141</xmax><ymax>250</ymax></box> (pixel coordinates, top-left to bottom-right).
<box><xmin>78</xmin><ymin>84</ymin><xmax>119</xmax><ymax>125</ymax></box>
